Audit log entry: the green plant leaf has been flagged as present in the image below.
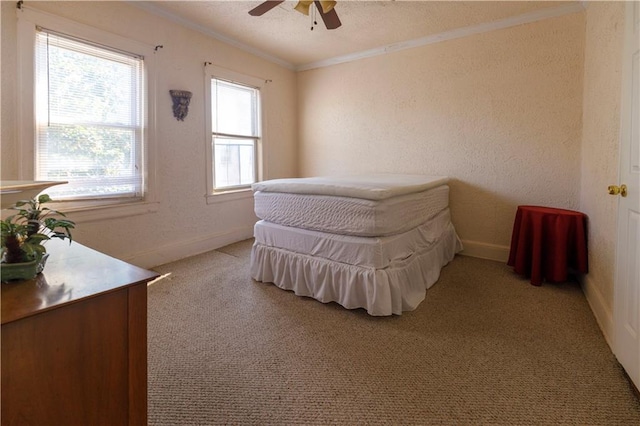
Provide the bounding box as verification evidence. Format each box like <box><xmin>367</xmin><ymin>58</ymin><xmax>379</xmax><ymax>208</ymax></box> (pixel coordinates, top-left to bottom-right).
<box><xmin>38</xmin><ymin>194</ymin><xmax>52</xmax><ymax>204</ymax></box>
<box><xmin>1</xmin><ymin>194</ymin><xmax>75</xmax><ymax>264</ymax></box>
<box><xmin>26</xmin><ymin>233</ymin><xmax>50</xmax><ymax>244</ymax></box>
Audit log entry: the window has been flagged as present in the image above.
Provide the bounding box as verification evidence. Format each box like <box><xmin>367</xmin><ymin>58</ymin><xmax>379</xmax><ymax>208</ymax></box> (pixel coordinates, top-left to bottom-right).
<box><xmin>206</xmin><ymin>66</ymin><xmax>264</xmax><ymax>194</ymax></box>
<box><xmin>35</xmin><ymin>29</ymin><xmax>144</xmax><ymax>201</ymax></box>
<box><xmin>17</xmin><ymin>7</ymin><xmax>157</xmax><ymax>219</ymax></box>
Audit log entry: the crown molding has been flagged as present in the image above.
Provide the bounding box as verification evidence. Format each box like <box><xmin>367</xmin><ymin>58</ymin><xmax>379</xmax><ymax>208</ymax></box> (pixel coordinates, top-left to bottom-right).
<box><xmin>297</xmin><ymin>2</ymin><xmax>585</xmax><ymax>71</ymax></box>
<box><xmin>127</xmin><ymin>1</ymin><xmax>584</xmax><ymax>73</ymax></box>
<box><xmin>127</xmin><ymin>1</ymin><xmax>296</xmax><ymax>71</ymax></box>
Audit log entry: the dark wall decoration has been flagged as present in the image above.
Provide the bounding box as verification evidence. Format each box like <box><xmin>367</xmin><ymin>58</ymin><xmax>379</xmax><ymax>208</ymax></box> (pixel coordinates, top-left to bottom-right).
<box><xmin>170</xmin><ymin>90</ymin><xmax>192</xmax><ymax>121</ymax></box>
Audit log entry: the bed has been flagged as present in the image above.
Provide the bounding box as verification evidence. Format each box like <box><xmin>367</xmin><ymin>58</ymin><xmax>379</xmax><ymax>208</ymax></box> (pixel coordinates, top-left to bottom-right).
<box><xmin>250</xmin><ymin>174</ymin><xmax>463</xmax><ymax>316</ymax></box>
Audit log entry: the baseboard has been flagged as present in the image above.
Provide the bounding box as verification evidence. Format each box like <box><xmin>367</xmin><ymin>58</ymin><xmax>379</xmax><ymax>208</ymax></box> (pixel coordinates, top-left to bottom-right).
<box><xmin>581</xmin><ymin>275</ymin><xmax>614</xmax><ymax>348</ymax></box>
<box><xmin>124</xmin><ymin>225</ymin><xmax>254</xmax><ymax>269</ymax></box>
<box><xmin>459</xmin><ymin>239</ymin><xmax>510</xmax><ymax>263</ymax></box>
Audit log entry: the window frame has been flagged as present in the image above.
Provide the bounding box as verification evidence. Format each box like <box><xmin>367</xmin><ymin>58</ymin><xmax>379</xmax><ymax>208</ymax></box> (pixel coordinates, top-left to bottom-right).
<box><xmin>17</xmin><ymin>7</ymin><xmax>158</xmax><ymax>221</ymax></box>
<box><xmin>204</xmin><ymin>64</ymin><xmax>265</xmax><ymax>202</ymax></box>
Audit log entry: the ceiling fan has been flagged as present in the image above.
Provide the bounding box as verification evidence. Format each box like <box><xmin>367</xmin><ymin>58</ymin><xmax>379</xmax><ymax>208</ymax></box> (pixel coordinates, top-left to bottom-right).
<box><xmin>249</xmin><ymin>1</ymin><xmax>342</xmax><ymax>30</ymax></box>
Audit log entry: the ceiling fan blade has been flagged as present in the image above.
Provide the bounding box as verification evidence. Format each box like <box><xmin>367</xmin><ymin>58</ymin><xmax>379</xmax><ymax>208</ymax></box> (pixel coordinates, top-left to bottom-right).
<box><xmin>319</xmin><ymin>1</ymin><xmax>336</xmax><ymax>13</ymax></box>
<box><xmin>314</xmin><ymin>0</ymin><xmax>341</xmax><ymax>29</ymax></box>
<box><xmin>249</xmin><ymin>1</ymin><xmax>285</xmax><ymax>16</ymax></box>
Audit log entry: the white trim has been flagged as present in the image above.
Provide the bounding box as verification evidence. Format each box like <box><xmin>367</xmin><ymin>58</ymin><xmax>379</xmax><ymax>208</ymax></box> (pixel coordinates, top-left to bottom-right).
<box><xmin>204</xmin><ymin>64</ymin><xmax>266</xmax><ymax>198</ymax></box>
<box><xmin>128</xmin><ymin>0</ymin><xmax>295</xmax><ymax>71</ymax></box>
<box><xmin>458</xmin><ymin>239</ymin><xmax>509</xmax><ymax>263</ymax></box>
<box><xmin>297</xmin><ymin>2</ymin><xmax>585</xmax><ymax>71</ymax></box>
<box><xmin>18</xmin><ymin>7</ymin><xmax>153</xmax><ymax>60</ymax></box>
<box><xmin>64</xmin><ymin>201</ymin><xmax>160</xmax><ymax>224</ymax></box>
<box><xmin>206</xmin><ymin>188</ymin><xmax>253</xmax><ymax>205</ymax></box>
<box><xmin>16</xmin><ymin>13</ymin><xmax>34</xmax><ymax>180</ymax></box>
<box><xmin>124</xmin><ymin>225</ymin><xmax>254</xmax><ymax>269</ymax></box>
<box><xmin>582</xmin><ymin>275</ymin><xmax>614</xmax><ymax>348</ymax></box>
<box><xmin>128</xmin><ymin>1</ymin><xmax>583</xmax><ymax>73</ymax></box>
<box><xmin>206</xmin><ymin>64</ymin><xmax>266</xmax><ymax>89</ymax></box>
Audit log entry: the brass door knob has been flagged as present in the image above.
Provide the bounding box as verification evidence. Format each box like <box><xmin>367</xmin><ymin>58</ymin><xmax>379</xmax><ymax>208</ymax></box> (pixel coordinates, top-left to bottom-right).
<box><xmin>608</xmin><ymin>184</ymin><xmax>628</xmax><ymax>197</ymax></box>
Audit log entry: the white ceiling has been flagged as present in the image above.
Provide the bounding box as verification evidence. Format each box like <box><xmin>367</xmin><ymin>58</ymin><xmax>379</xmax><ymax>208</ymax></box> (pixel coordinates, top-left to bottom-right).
<box><xmin>137</xmin><ymin>1</ymin><xmax>578</xmax><ymax>70</ymax></box>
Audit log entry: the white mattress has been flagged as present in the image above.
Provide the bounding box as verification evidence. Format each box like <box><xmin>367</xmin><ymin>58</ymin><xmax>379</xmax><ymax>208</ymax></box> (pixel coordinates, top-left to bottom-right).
<box><xmin>253</xmin><ymin>208</ymin><xmax>454</xmax><ymax>269</ymax></box>
<box><xmin>254</xmin><ymin>185</ymin><xmax>450</xmax><ymax>237</ymax></box>
<box><xmin>252</xmin><ymin>174</ymin><xmax>449</xmax><ymax>201</ymax></box>
<box><xmin>251</xmin><ymin>211</ymin><xmax>463</xmax><ymax>316</ymax></box>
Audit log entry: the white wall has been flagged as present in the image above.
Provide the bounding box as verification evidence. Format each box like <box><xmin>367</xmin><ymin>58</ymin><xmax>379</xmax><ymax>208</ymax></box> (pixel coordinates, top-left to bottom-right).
<box><xmin>298</xmin><ymin>12</ymin><xmax>585</xmax><ymax>260</ymax></box>
<box><xmin>1</xmin><ymin>1</ymin><xmax>19</xmax><ymax>179</ymax></box>
<box><xmin>1</xmin><ymin>1</ymin><xmax>298</xmax><ymax>267</ymax></box>
<box><xmin>296</xmin><ymin>2</ymin><xmax>629</xmax><ymax>346</ymax></box>
<box><xmin>580</xmin><ymin>1</ymin><xmax>625</xmax><ymax>344</ymax></box>
<box><xmin>1</xmin><ymin>2</ymin><xmax>627</xmax><ymax>341</ymax></box>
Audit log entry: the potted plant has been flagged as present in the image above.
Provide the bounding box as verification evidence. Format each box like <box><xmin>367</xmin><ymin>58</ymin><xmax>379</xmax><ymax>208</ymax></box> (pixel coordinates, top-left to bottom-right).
<box><xmin>1</xmin><ymin>194</ymin><xmax>75</xmax><ymax>282</ymax></box>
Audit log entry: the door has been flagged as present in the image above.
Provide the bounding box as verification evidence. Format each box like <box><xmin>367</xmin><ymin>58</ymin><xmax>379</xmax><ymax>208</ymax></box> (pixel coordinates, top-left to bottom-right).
<box><xmin>614</xmin><ymin>1</ymin><xmax>640</xmax><ymax>390</ymax></box>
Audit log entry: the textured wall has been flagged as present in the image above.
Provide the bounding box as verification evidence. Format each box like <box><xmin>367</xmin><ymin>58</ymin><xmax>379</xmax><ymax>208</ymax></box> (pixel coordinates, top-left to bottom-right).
<box><xmin>1</xmin><ymin>1</ymin><xmax>298</xmax><ymax>266</ymax></box>
<box><xmin>580</xmin><ymin>1</ymin><xmax>625</xmax><ymax>338</ymax></box>
<box><xmin>298</xmin><ymin>13</ymin><xmax>585</xmax><ymax>257</ymax></box>
<box><xmin>1</xmin><ymin>1</ymin><xmax>19</xmax><ymax>179</ymax></box>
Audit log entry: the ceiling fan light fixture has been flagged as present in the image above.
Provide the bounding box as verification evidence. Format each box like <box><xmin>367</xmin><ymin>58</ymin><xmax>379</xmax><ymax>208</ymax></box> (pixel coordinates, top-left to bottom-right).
<box><xmin>293</xmin><ymin>1</ymin><xmax>313</xmax><ymax>16</ymax></box>
<box><xmin>250</xmin><ymin>0</ymin><xmax>341</xmax><ymax>30</ymax></box>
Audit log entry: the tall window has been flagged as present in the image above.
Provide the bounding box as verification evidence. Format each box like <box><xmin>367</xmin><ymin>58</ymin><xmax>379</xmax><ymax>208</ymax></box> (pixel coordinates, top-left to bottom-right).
<box><xmin>211</xmin><ymin>78</ymin><xmax>261</xmax><ymax>191</ymax></box>
<box><xmin>34</xmin><ymin>28</ymin><xmax>145</xmax><ymax>200</ymax></box>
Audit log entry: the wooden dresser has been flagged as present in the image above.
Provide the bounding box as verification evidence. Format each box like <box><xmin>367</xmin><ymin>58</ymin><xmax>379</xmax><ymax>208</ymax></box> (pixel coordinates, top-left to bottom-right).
<box><xmin>1</xmin><ymin>239</ymin><xmax>159</xmax><ymax>426</ymax></box>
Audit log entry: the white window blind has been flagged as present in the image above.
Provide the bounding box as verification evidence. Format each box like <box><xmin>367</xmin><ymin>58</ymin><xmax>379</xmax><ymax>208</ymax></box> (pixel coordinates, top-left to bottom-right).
<box><xmin>211</xmin><ymin>78</ymin><xmax>260</xmax><ymax>190</ymax></box>
<box><xmin>35</xmin><ymin>28</ymin><xmax>144</xmax><ymax>200</ymax></box>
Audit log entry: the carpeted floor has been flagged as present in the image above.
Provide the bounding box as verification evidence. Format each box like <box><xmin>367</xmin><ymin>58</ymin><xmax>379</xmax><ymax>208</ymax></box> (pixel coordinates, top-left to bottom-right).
<box><xmin>148</xmin><ymin>239</ymin><xmax>640</xmax><ymax>425</ymax></box>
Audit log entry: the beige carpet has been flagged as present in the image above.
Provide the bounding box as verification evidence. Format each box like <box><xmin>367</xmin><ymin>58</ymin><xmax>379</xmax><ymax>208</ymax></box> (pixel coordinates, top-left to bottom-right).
<box><xmin>148</xmin><ymin>239</ymin><xmax>640</xmax><ymax>425</ymax></box>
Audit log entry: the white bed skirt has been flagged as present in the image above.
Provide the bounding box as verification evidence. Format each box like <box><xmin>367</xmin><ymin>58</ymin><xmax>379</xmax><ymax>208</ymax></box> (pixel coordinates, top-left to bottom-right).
<box><xmin>250</xmin><ymin>222</ymin><xmax>463</xmax><ymax>316</ymax></box>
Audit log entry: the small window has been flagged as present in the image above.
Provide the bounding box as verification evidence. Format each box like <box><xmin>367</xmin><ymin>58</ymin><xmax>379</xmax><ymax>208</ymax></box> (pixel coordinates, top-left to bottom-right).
<box><xmin>34</xmin><ymin>28</ymin><xmax>145</xmax><ymax>200</ymax></box>
<box><xmin>210</xmin><ymin>78</ymin><xmax>261</xmax><ymax>191</ymax></box>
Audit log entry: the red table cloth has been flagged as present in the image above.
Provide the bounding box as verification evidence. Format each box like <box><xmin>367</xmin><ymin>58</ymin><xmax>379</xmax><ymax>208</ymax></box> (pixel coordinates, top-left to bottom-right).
<box><xmin>507</xmin><ymin>205</ymin><xmax>588</xmax><ymax>286</ymax></box>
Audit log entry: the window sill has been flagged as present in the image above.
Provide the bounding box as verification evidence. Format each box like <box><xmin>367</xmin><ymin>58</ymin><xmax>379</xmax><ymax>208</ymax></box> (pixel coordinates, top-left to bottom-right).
<box><xmin>51</xmin><ymin>199</ymin><xmax>160</xmax><ymax>224</ymax></box>
<box><xmin>206</xmin><ymin>188</ymin><xmax>253</xmax><ymax>205</ymax></box>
